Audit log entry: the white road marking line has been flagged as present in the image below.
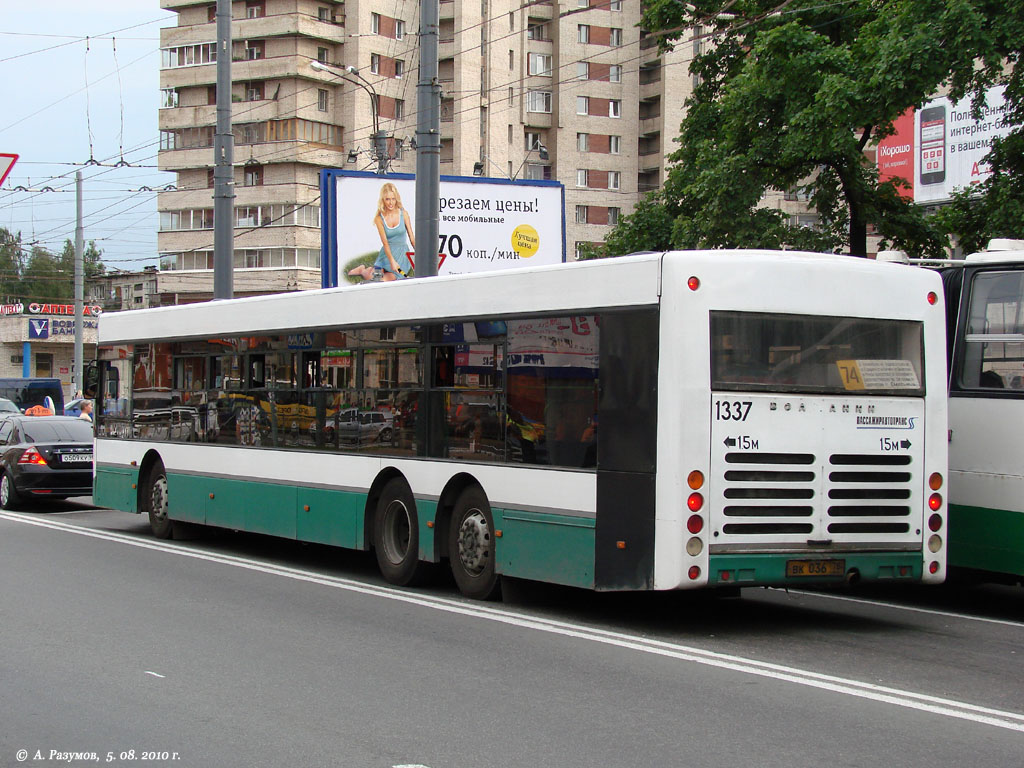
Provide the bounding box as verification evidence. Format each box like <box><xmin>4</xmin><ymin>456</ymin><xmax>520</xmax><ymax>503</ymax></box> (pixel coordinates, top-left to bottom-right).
<box><xmin>144</xmin><ymin>671</ymin><xmax>166</xmax><ymax>678</ymax></box>
<box><xmin>4</xmin><ymin>510</ymin><xmax>1024</xmax><ymax>733</ymax></box>
<box><xmin>776</xmin><ymin>588</ymin><xmax>1024</xmax><ymax>629</ymax></box>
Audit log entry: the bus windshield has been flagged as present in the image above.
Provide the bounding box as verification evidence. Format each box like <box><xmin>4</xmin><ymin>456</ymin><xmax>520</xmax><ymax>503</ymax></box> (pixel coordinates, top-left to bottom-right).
<box><xmin>711</xmin><ymin>311</ymin><xmax>925</xmax><ymax>395</ymax></box>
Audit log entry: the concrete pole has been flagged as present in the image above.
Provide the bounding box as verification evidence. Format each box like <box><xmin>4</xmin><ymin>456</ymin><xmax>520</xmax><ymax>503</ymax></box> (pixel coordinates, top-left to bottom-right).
<box><xmin>74</xmin><ymin>171</ymin><xmax>84</xmax><ymax>398</ymax></box>
<box><xmin>213</xmin><ymin>0</ymin><xmax>234</xmax><ymax>299</ymax></box>
<box><xmin>414</xmin><ymin>0</ymin><xmax>441</xmax><ymax>278</ymax></box>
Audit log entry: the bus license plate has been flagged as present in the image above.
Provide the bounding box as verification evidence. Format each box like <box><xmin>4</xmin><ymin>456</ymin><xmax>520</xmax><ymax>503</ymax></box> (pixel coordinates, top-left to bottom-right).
<box><xmin>786</xmin><ymin>559</ymin><xmax>845</xmax><ymax>577</ymax></box>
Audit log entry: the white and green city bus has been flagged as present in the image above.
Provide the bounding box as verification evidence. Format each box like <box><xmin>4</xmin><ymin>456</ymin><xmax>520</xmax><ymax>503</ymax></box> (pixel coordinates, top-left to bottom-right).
<box><xmin>933</xmin><ymin>240</ymin><xmax>1024</xmax><ymax>583</ymax></box>
<box><xmin>92</xmin><ymin>250</ymin><xmax>948</xmax><ymax>599</ymax></box>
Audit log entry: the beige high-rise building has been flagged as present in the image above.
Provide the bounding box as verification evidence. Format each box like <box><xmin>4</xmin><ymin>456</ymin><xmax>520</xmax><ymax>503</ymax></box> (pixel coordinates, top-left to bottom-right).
<box><xmin>157</xmin><ymin>0</ymin><xmax>696</xmax><ymax>293</ymax></box>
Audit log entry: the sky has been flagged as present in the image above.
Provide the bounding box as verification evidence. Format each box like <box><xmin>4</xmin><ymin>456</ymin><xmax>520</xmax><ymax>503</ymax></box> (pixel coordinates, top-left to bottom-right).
<box><xmin>0</xmin><ymin>1</ymin><xmax>176</xmax><ymax>273</ymax></box>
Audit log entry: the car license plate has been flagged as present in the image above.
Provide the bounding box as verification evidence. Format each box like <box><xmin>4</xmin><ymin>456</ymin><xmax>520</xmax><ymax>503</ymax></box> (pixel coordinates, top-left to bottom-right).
<box><xmin>786</xmin><ymin>559</ymin><xmax>845</xmax><ymax>577</ymax></box>
<box><xmin>61</xmin><ymin>454</ymin><xmax>93</xmax><ymax>463</ymax></box>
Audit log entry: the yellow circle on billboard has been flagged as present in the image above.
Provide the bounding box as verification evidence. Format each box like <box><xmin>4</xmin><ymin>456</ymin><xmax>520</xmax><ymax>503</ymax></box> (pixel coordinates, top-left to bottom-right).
<box><xmin>511</xmin><ymin>224</ymin><xmax>540</xmax><ymax>258</ymax></box>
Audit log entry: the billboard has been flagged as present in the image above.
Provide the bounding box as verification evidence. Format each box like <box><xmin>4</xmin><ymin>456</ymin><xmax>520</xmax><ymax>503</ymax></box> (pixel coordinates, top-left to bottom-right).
<box><xmin>877</xmin><ymin>85</ymin><xmax>1013</xmax><ymax>204</ymax></box>
<box><xmin>320</xmin><ymin>170</ymin><xmax>565</xmax><ymax>287</ymax></box>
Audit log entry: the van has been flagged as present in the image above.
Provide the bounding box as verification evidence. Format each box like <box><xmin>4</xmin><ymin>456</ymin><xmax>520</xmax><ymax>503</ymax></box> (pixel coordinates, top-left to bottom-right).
<box><xmin>0</xmin><ymin>378</ymin><xmax>66</xmax><ymax>415</ymax></box>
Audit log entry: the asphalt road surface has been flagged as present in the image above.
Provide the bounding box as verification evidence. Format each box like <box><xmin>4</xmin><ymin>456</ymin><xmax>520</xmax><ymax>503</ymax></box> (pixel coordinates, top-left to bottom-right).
<box><xmin>1</xmin><ymin>501</ymin><xmax>1021</xmax><ymax>768</ymax></box>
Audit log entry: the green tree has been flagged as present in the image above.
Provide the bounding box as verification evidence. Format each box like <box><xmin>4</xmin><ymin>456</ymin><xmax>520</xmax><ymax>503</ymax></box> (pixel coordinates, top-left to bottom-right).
<box><xmin>605</xmin><ymin>0</ymin><xmax>1021</xmax><ymax>258</ymax></box>
<box><xmin>20</xmin><ymin>246</ymin><xmax>66</xmax><ymax>302</ymax></box>
<box><xmin>0</xmin><ymin>228</ymin><xmax>25</xmax><ymax>302</ymax></box>
<box><xmin>58</xmin><ymin>238</ymin><xmax>106</xmax><ymax>279</ymax></box>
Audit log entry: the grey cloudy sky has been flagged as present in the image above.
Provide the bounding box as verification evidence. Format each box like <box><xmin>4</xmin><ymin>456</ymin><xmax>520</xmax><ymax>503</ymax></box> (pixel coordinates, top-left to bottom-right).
<box><xmin>0</xmin><ymin>2</ymin><xmax>176</xmax><ymax>275</ymax></box>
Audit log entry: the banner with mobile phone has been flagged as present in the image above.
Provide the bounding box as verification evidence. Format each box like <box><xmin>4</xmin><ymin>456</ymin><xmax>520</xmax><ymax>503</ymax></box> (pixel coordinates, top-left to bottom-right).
<box><xmin>878</xmin><ymin>86</ymin><xmax>1013</xmax><ymax>205</ymax></box>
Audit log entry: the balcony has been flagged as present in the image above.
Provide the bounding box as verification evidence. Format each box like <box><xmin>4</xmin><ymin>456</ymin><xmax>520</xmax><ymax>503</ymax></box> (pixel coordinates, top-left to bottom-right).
<box><xmin>160</xmin><ymin>13</ymin><xmax>345</xmax><ymax>47</ymax></box>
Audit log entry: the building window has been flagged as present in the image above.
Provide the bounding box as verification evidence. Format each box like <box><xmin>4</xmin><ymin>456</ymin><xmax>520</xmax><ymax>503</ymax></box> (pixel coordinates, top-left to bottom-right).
<box><xmin>525</xmin><ymin>163</ymin><xmax>550</xmax><ymax>180</ymax></box>
<box><xmin>161</xmin><ymin>43</ymin><xmax>217</xmax><ymax>69</ymax></box>
<box><xmin>609</xmin><ymin>171</ymin><xmax>621</xmax><ymax>190</ymax></box>
<box><xmin>609</xmin><ymin>99</ymin><xmax>621</xmax><ymax>118</ymax></box>
<box><xmin>372</xmin><ymin>13</ymin><xmax>380</xmax><ymax>34</ymax></box>
<box><xmin>208</xmin><ymin>4</ymin><xmax>216</xmax><ymax>23</ymax></box>
<box><xmin>371</xmin><ymin>53</ymin><xmax>381</xmax><ymax>74</ymax></box>
<box><xmin>394</xmin><ymin>60</ymin><xmax>405</xmax><ymax>78</ymax></box>
<box><xmin>526</xmin><ymin>90</ymin><xmax>552</xmax><ymax>113</ymax></box>
<box><xmin>318</xmin><ymin>6</ymin><xmax>331</xmax><ymax>21</ymax></box>
<box><xmin>577</xmin><ymin>133</ymin><xmax>589</xmax><ymax>152</ymax></box>
<box><xmin>577</xmin><ymin>169</ymin><xmax>588</xmax><ymax>188</ymax></box>
<box><xmin>527</xmin><ymin>24</ymin><xmax>548</xmax><ymax>41</ymax></box>
<box><xmin>244</xmin><ymin>164</ymin><xmax>264</xmax><ymax>186</ymax></box>
<box><xmin>508</xmin><ymin>86</ymin><xmax>514</xmax><ymax>103</ymax></box>
<box><xmin>207</xmin><ymin>168</ymin><xmax>215</xmax><ymax>188</ymax></box>
<box><xmin>317</xmin><ymin>46</ymin><xmax>329</xmax><ymax>64</ymax></box>
<box><xmin>576</xmin><ymin>205</ymin><xmax>589</xmax><ymax>224</ymax></box>
<box><xmin>526</xmin><ymin>131</ymin><xmax>542</xmax><ymax>151</ymax></box>
<box><xmin>577</xmin><ymin>96</ymin><xmax>588</xmax><ymax>115</ymax></box>
<box><xmin>577</xmin><ymin>62</ymin><xmax>589</xmax><ymax>80</ymax></box>
<box><xmin>608</xmin><ymin>207</ymin><xmax>621</xmax><ymax>225</ymax></box>
<box><xmin>160</xmin><ymin>88</ymin><xmax>179</xmax><ymax>108</ymax></box>
<box><xmin>318</xmin><ymin>88</ymin><xmax>329</xmax><ymax>111</ymax></box>
<box><xmin>244</xmin><ymin>81</ymin><xmax>264</xmax><ymax>101</ymax></box>
<box><xmin>609</xmin><ymin>0</ymin><xmax>622</xmax><ymax>9</ymax></box>
<box><xmin>245</xmin><ymin>0</ymin><xmax>265</xmax><ymax>19</ymax></box>
<box><xmin>609</xmin><ymin>135</ymin><xmax>621</xmax><ymax>154</ymax></box>
<box><xmin>396</xmin><ymin>20</ymin><xmax>405</xmax><ymax>39</ymax></box>
<box><xmin>610</xmin><ymin>28</ymin><xmax>623</xmax><ymax>46</ymax></box>
<box><xmin>578</xmin><ymin>25</ymin><xmax>590</xmax><ymax>44</ymax></box>
<box><xmin>528</xmin><ymin>53</ymin><xmax>552</xmax><ymax>76</ymax></box>
<box><xmin>509</xmin><ymin>49</ymin><xmax>514</xmax><ymax>70</ymax></box>
<box><xmin>395</xmin><ymin>99</ymin><xmax>405</xmax><ymax>120</ymax></box>
<box><xmin>246</xmin><ymin>40</ymin><xmax>265</xmax><ymax>60</ymax></box>
<box><xmin>576</xmin><ymin>0</ymin><xmax>589</xmax><ymax>6</ymax></box>
<box><xmin>609</xmin><ymin>65</ymin><xmax>622</xmax><ymax>83</ymax></box>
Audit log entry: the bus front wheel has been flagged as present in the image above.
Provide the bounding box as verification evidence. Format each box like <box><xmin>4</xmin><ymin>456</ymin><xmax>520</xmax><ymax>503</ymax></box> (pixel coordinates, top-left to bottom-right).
<box><xmin>448</xmin><ymin>487</ymin><xmax>500</xmax><ymax>600</ymax></box>
<box><xmin>374</xmin><ymin>478</ymin><xmax>425</xmax><ymax>586</ymax></box>
<box><xmin>146</xmin><ymin>462</ymin><xmax>174</xmax><ymax>540</ymax></box>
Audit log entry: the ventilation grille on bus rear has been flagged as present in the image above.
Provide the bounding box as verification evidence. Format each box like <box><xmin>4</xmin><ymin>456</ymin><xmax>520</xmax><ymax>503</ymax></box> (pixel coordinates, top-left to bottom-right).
<box><xmin>721</xmin><ymin>452</ymin><xmax>816</xmax><ymax>535</ymax></box>
<box><xmin>826</xmin><ymin>454</ymin><xmax>912</xmax><ymax>534</ymax></box>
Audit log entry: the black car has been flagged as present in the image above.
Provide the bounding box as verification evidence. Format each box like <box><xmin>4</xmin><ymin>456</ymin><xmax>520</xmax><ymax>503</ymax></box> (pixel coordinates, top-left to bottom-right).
<box><xmin>0</xmin><ymin>416</ymin><xmax>94</xmax><ymax>509</ymax></box>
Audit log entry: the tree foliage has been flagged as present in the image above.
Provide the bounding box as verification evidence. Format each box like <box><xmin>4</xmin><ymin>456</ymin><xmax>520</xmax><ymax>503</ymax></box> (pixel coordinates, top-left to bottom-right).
<box><xmin>602</xmin><ymin>0</ymin><xmax>1023</xmax><ymax>258</ymax></box>
<box><xmin>0</xmin><ymin>227</ymin><xmax>105</xmax><ymax>302</ymax></box>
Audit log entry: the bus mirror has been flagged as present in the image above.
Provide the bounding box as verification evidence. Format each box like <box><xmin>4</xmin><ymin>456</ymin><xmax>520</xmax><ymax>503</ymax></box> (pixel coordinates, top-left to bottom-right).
<box><xmin>82</xmin><ymin>361</ymin><xmax>99</xmax><ymax>399</ymax></box>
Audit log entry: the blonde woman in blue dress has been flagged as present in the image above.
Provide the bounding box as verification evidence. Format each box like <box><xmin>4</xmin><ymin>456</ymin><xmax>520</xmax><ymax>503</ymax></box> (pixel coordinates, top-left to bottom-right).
<box><xmin>348</xmin><ymin>182</ymin><xmax>416</xmax><ymax>282</ymax></box>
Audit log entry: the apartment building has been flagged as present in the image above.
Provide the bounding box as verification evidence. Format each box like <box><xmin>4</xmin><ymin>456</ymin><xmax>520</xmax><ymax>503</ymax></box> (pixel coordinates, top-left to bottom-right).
<box><xmin>157</xmin><ymin>0</ymin><xmax>697</xmax><ymax>288</ymax></box>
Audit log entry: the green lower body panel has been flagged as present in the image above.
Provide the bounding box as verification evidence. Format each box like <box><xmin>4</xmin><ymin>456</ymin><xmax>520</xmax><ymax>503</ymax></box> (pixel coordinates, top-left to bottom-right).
<box><xmin>708</xmin><ymin>552</ymin><xmax>923</xmax><ymax>586</ymax></box>
<box><xmin>93</xmin><ymin>466</ymin><xmax>139</xmax><ymax>513</ymax></box>
<box><xmin>948</xmin><ymin>503</ymin><xmax>1024</xmax><ymax>578</ymax></box>
<box><xmin>495</xmin><ymin>508</ymin><xmax>595</xmax><ymax>589</ymax></box>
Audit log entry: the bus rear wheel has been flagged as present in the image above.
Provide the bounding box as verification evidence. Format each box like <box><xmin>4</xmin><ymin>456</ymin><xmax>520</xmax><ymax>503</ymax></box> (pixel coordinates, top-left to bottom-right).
<box><xmin>448</xmin><ymin>487</ymin><xmax>500</xmax><ymax>600</ymax></box>
<box><xmin>374</xmin><ymin>478</ymin><xmax>425</xmax><ymax>586</ymax></box>
<box><xmin>146</xmin><ymin>462</ymin><xmax>174</xmax><ymax>540</ymax></box>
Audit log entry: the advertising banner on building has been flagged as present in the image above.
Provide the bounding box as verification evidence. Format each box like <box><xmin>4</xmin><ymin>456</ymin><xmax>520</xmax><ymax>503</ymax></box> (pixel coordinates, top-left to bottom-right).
<box><xmin>320</xmin><ymin>170</ymin><xmax>565</xmax><ymax>287</ymax></box>
<box><xmin>876</xmin><ymin>86</ymin><xmax>1013</xmax><ymax>205</ymax></box>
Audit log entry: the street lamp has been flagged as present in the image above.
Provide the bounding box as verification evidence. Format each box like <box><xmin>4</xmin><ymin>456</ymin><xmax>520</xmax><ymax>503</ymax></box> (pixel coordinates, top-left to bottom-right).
<box><xmin>311</xmin><ymin>60</ymin><xmax>390</xmax><ymax>174</ymax></box>
<box><xmin>512</xmin><ymin>140</ymin><xmax>548</xmax><ymax>180</ymax></box>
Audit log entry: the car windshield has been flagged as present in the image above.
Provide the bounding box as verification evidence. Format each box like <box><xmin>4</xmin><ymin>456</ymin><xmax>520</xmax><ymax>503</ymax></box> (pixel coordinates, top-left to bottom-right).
<box><xmin>20</xmin><ymin>420</ymin><xmax>94</xmax><ymax>443</ymax></box>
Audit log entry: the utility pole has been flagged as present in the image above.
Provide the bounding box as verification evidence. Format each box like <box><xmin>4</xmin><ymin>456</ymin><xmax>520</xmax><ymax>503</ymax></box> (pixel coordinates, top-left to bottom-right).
<box><xmin>74</xmin><ymin>171</ymin><xmax>84</xmax><ymax>398</ymax></box>
<box><xmin>213</xmin><ymin>0</ymin><xmax>234</xmax><ymax>299</ymax></box>
<box><xmin>414</xmin><ymin>0</ymin><xmax>441</xmax><ymax>278</ymax></box>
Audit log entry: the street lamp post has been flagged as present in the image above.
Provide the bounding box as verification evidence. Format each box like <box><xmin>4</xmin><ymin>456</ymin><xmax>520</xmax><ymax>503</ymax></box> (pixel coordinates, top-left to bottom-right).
<box><xmin>311</xmin><ymin>60</ymin><xmax>390</xmax><ymax>174</ymax></box>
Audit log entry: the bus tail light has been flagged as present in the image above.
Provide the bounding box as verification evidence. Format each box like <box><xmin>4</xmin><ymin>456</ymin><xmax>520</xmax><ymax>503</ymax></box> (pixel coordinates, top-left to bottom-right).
<box><xmin>928</xmin><ymin>493</ymin><xmax>943</xmax><ymax>511</ymax></box>
<box><xmin>927</xmin><ymin>291</ymin><xmax>938</xmax><ymax>305</ymax></box>
<box><xmin>687</xmin><ymin>514</ymin><xmax>704</xmax><ymax>534</ymax></box>
<box><xmin>928</xmin><ymin>513</ymin><xmax>942</xmax><ymax>532</ymax></box>
<box><xmin>929</xmin><ymin>472</ymin><xmax>943</xmax><ymax>490</ymax></box>
<box><xmin>687</xmin><ymin>492</ymin><xmax>703</xmax><ymax>512</ymax></box>
<box><xmin>928</xmin><ymin>534</ymin><xmax>943</xmax><ymax>553</ymax></box>
<box><xmin>688</xmin><ymin>565</ymin><xmax>701</xmax><ymax>580</ymax></box>
<box><xmin>18</xmin><ymin>447</ymin><xmax>47</xmax><ymax>466</ymax></box>
<box><xmin>687</xmin><ymin>470</ymin><xmax>704</xmax><ymax>490</ymax></box>
<box><xmin>929</xmin><ymin>561</ymin><xmax>940</xmax><ymax>575</ymax></box>
<box><xmin>686</xmin><ymin>537</ymin><xmax>703</xmax><ymax>556</ymax></box>
<box><xmin>687</xmin><ymin>276</ymin><xmax>700</xmax><ymax>291</ymax></box>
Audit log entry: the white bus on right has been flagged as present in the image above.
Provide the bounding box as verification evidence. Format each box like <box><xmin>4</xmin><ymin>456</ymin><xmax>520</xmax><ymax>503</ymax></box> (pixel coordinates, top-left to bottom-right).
<box><xmin>937</xmin><ymin>239</ymin><xmax>1024</xmax><ymax>583</ymax></box>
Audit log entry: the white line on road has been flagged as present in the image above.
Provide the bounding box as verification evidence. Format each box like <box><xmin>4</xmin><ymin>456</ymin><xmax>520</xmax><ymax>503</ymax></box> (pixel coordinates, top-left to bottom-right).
<box><xmin>775</xmin><ymin>588</ymin><xmax>1024</xmax><ymax>629</ymax></box>
<box><xmin>4</xmin><ymin>511</ymin><xmax>1024</xmax><ymax>734</ymax></box>
<box><xmin>144</xmin><ymin>671</ymin><xmax>166</xmax><ymax>678</ymax></box>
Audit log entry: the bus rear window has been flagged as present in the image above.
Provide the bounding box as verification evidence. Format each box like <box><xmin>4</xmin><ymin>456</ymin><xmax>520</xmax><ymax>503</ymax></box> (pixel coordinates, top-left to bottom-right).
<box><xmin>711</xmin><ymin>312</ymin><xmax>925</xmax><ymax>395</ymax></box>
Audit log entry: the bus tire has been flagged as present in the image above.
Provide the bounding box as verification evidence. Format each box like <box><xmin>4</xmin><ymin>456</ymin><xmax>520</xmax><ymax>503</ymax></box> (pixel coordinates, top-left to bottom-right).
<box><xmin>146</xmin><ymin>462</ymin><xmax>174</xmax><ymax>540</ymax></box>
<box><xmin>448</xmin><ymin>486</ymin><xmax>501</xmax><ymax>601</ymax></box>
<box><xmin>1</xmin><ymin>471</ymin><xmax>22</xmax><ymax>510</ymax></box>
<box><xmin>374</xmin><ymin>477</ymin><xmax>425</xmax><ymax>586</ymax></box>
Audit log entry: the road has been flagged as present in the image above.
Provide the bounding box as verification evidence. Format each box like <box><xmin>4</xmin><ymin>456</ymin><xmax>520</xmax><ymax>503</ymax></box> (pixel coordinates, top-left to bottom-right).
<box><xmin>1</xmin><ymin>501</ymin><xmax>1022</xmax><ymax>768</ymax></box>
